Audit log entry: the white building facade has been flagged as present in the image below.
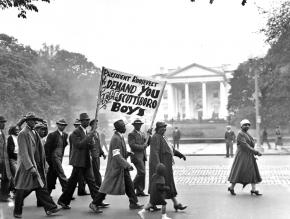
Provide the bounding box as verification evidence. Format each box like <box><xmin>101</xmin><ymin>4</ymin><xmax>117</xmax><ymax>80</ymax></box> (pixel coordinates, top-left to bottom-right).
<box><xmin>153</xmin><ymin>63</ymin><xmax>233</xmax><ymax>121</ymax></box>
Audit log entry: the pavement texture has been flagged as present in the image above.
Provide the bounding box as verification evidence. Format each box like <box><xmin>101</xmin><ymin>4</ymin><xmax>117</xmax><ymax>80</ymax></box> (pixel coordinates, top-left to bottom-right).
<box><xmin>2</xmin><ymin>144</ymin><xmax>290</xmax><ymax>219</ymax></box>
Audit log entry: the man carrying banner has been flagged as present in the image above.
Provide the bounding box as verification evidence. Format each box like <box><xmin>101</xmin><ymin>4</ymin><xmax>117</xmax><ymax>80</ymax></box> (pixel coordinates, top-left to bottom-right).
<box><xmin>93</xmin><ymin>119</ymin><xmax>144</xmax><ymax>210</ymax></box>
<box><xmin>128</xmin><ymin>119</ymin><xmax>151</xmax><ymax>197</ymax></box>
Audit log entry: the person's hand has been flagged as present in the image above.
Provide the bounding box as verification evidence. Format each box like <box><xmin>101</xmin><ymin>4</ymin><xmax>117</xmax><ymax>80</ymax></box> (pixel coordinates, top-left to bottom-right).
<box><xmin>30</xmin><ymin>167</ymin><xmax>38</xmax><ymax>177</ymax></box>
<box><xmin>127</xmin><ymin>165</ymin><xmax>134</xmax><ymax>171</ymax></box>
<box><xmin>147</xmin><ymin>128</ymin><xmax>153</xmax><ymax>135</ymax></box>
<box><xmin>182</xmin><ymin>155</ymin><xmax>186</xmax><ymax>161</ymax></box>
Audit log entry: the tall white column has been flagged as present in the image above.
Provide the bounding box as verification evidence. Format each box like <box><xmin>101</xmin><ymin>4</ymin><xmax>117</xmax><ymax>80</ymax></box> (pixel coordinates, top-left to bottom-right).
<box><xmin>219</xmin><ymin>82</ymin><xmax>227</xmax><ymax>119</ymax></box>
<box><xmin>167</xmin><ymin>84</ymin><xmax>175</xmax><ymax>120</ymax></box>
<box><xmin>202</xmin><ymin>82</ymin><xmax>207</xmax><ymax>119</ymax></box>
<box><xmin>185</xmin><ymin>83</ymin><xmax>190</xmax><ymax>119</ymax></box>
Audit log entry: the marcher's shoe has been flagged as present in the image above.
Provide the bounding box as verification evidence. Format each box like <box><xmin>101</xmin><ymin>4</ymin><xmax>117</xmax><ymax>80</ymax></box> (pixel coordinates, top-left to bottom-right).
<box><xmin>98</xmin><ymin>202</ymin><xmax>110</xmax><ymax>208</ymax></box>
<box><xmin>228</xmin><ymin>187</ymin><xmax>236</xmax><ymax>196</ymax></box>
<box><xmin>129</xmin><ymin>203</ymin><xmax>144</xmax><ymax>209</ymax></box>
<box><xmin>71</xmin><ymin>197</ymin><xmax>76</xmax><ymax>201</ymax></box>
<box><xmin>251</xmin><ymin>190</ymin><xmax>262</xmax><ymax>196</ymax></box>
<box><xmin>78</xmin><ymin>191</ymin><xmax>90</xmax><ymax>196</ymax></box>
<box><xmin>57</xmin><ymin>200</ymin><xmax>71</xmax><ymax>209</ymax></box>
<box><xmin>45</xmin><ymin>207</ymin><xmax>61</xmax><ymax>216</ymax></box>
<box><xmin>162</xmin><ymin>214</ymin><xmax>172</xmax><ymax>219</ymax></box>
<box><xmin>136</xmin><ymin>192</ymin><xmax>149</xmax><ymax>197</ymax></box>
<box><xmin>161</xmin><ymin>214</ymin><xmax>172</xmax><ymax>219</ymax></box>
<box><xmin>89</xmin><ymin>203</ymin><xmax>103</xmax><ymax>213</ymax></box>
<box><xmin>0</xmin><ymin>197</ymin><xmax>10</xmax><ymax>202</ymax></box>
<box><xmin>13</xmin><ymin>213</ymin><xmax>22</xmax><ymax>218</ymax></box>
<box><xmin>173</xmin><ymin>203</ymin><xmax>187</xmax><ymax>212</ymax></box>
<box><xmin>149</xmin><ymin>205</ymin><xmax>161</xmax><ymax>211</ymax></box>
<box><xmin>138</xmin><ymin>209</ymin><xmax>145</xmax><ymax>219</ymax></box>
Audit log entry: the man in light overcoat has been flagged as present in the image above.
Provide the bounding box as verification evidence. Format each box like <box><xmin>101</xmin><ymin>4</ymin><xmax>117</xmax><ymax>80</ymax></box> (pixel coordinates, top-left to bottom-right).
<box><xmin>13</xmin><ymin>113</ymin><xmax>60</xmax><ymax>218</ymax></box>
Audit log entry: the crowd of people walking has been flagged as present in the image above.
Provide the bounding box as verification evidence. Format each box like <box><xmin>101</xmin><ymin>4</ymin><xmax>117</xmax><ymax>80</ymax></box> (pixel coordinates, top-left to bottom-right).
<box><xmin>0</xmin><ymin>112</ymin><xmax>188</xmax><ymax>219</ymax></box>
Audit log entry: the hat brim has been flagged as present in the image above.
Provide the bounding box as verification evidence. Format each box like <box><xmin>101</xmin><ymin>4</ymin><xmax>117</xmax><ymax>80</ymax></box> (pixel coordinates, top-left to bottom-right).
<box><xmin>132</xmin><ymin>122</ymin><xmax>144</xmax><ymax>125</ymax></box>
<box><xmin>0</xmin><ymin>120</ymin><xmax>7</xmax><ymax>123</ymax></box>
<box><xmin>56</xmin><ymin>122</ymin><xmax>68</xmax><ymax>126</ymax></box>
<box><xmin>24</xmin><ymin>117</ymin><xmax>41</xmax><ymax>121</ymax></box>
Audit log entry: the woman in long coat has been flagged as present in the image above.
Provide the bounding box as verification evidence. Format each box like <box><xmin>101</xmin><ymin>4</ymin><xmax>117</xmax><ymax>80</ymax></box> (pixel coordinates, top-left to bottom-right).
<box><xmin>149</xmin><ymin>122</ymin><xmax>187</xmax><ymax>211</ymax></box>
<box><xmin>228</xmin><ymin>119</ymin><xmax>262</xmax><ymax>196</ymax></box>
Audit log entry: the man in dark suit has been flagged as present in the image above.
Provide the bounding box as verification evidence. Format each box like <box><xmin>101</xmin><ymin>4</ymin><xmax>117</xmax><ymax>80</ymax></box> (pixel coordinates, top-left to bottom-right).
<box><xmin>225</xmin><ymin>125</ymin><xmax>236</xmax><ymax>158</ymax></box>
<box><xmin>128</xmin><ymin>119</ymin><xmax>150</xmax><ymax>197</ymax></box>
<box><xmin>44</xmin><ymin>119</ymin><xmax>69</xmax><ymax>194</ymax></box>
<box><xmin>172</xmin><ymin>127</ymin><xmax>181</xmax><ymax>150</ymax></box>
<box><xmin>57</xmin><ymin>113</ymin><xmax>102</xmax><ymax>213</ymax></box>
<box><xmin>69</xmin><ymin>119</ymin><xmax>89</xmax><ymax>196</ymax></box>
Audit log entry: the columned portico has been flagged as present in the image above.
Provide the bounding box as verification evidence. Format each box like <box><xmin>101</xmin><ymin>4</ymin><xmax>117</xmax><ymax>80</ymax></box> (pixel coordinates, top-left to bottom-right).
<box><xmin>202</xmin><ymin>82</ymin><xmax>207</xmax><ymax>119</ymax></box>
<box><xmin>185</xmin><ymin>83</ymin><xmax>190</xmax><ymax>119</ymax></box>
<box><xmin>154</xmin><ymin>63</ymin><xmax>232</xmax><ymax>121</ymax></box>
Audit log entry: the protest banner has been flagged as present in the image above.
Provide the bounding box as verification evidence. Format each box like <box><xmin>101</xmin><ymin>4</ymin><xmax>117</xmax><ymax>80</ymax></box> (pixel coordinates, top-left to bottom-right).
<box><xmin>95</xmin><ymin>67</ymin><xmax>166</xmax><ymax>127</ymax></box>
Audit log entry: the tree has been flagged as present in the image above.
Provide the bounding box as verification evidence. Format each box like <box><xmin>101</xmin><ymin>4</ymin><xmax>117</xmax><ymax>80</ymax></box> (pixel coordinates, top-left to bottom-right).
<box><xmin>0</xmin><ymin>0</ymin><xmax>50</xmax><ymax>18</ymax></box>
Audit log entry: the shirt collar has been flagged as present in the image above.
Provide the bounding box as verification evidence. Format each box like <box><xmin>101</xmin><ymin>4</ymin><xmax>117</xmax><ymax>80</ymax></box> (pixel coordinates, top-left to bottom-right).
<box><xmin>116</xmin><ymin>131</ymin><xmax>124</xmax><ymax>138</ymax></box>
<box><xmin>58</xmin><ymin>129</ymin><xmax>63</xmax><ymax>136</ymax></box>
<box><xmin>80</xmin><ymin>125</ymin><xmax>87</xmax><ymax>134</ymax></box>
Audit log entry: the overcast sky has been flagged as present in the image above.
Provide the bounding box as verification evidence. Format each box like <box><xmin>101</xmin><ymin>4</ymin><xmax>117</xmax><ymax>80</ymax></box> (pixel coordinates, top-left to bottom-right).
<box><xmin>0</xmin><ymin>0</ymin><xmax>283</xmax><ymax>76</ymax></box>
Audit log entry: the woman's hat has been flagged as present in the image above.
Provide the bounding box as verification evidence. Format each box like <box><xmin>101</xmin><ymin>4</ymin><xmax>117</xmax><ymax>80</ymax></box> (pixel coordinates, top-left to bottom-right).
<box><xmin>56</xmin><ymin>119</ymin><xmax>68</xmax><ymax>126</ymax></box>
<box><xmin>240</xmin><ymin>119</ymin><xmax>251</xmax><ymax>127</ymax></box>
<box><xmin>35</xmin><ymin>123</ymin><xmax>47</xmax><ymax>130</ymax></box>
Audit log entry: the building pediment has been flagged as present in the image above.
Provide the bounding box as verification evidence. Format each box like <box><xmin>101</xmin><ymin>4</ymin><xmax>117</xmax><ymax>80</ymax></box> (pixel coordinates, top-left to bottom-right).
<box><xmin>166</xmin><ymin>63</ymin><xmax>224</xmax><ymax>79</ymax></box>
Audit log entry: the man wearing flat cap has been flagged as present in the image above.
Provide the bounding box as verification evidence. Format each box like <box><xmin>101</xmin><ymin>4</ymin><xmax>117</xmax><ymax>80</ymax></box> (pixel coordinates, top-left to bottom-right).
<box><xmin>13</xmin><ymin>113</ymin><xmax>60</xmax><ymax>218</ymax></box>
<box><xmin>94</xmin><ymin>119</ymin><xmax>144</xmax><ymax>210</ymax></box>
<box><xmin>58</xmin><ymin>113</ymin><xmax>102</xmax><ymax>213</ymax></box>
<box><xmin>0</xmin><ymin>115</ymin><xmax>12</xmax><ymax>202</ymax></box>
<box><xmin>128</xmin><ymin>119</ymin><xmax>151</xmax><ymax>197</ymax></box>
<box><xmin>44</xmin><ymin>119</ymin><xmax>69</xmax><ymax>194</ymax></box>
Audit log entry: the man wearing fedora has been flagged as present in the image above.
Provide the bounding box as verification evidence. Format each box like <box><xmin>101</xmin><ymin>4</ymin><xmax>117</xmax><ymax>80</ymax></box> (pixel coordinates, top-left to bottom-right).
<box><xmin>69</xmin><ymin>118</ymin><xmax>88</xmax><ymax>196</ymax></box>
<box><xmin>94</xmin><ymin>119</ymin><xmax>143</xmax><ymax>210</ymax></box>
<box><xmin>44</xmin><ymin>119</ymin><xmax>69</xmax><ymax>194</ymax></box>
<box><xmin>0</xmin><ymin>115</ymin><xmax>12</xmax><ymax>202</ymax></box>
<box><xmin>128</xmin><ymin>119</ymin><xmax>151</xmax><ymax>197</ymax></box>
<box><xmin>58</xmin><ymin>113</ymin><xmax>102</xmax><ymax>213</ymax></box>
<box><xmin>13</xmin><ymin>113</ymin><xmax>60</xmax><ymax>218</ymax></box>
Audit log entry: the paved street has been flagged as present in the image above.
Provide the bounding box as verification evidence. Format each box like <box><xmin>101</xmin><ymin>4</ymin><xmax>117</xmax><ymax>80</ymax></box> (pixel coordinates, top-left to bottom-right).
<box><xmin>2</xmin><ymin>145</ymin><xmax>290</xmax><ymax>219</ymax></box>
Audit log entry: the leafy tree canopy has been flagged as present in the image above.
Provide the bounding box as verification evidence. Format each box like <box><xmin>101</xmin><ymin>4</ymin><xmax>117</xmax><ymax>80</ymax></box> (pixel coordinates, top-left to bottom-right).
<box><xmin>0</xmin><ymin>0</ymin><xmax>50</xmax><ymax>18</ymax></box>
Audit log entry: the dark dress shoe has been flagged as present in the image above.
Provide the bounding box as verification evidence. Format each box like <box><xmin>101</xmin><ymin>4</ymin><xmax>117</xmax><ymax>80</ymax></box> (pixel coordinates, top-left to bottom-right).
<box><xmin>46</xmin><ymin>207</ymin><xmax>61</xmax><ymax>216</ymax></box>
<box><xmin>129</xmin><ymin>203</ymin><xmax>144</xmax><ymax>209</ymax></box>
<box><xmin>251</xmin><ymin>190</ymin><xmax>262</xmax><ymax>196</ymax></box>
<box><xmin>0</xmin><ymin>198</ymin><xmax>10</xmax><ymax>202</ymax></box>
<box><xmin>78</xmin><ymin>191</ymin><xmax>90</xmax><ymax>196</ymax></box>
<box><xmin>71</xmin><ymin>197</ymin><xmax>76</xmax><ymax>201</ymax></box>
<box><xmin>89</xmin><ymin>203</ymin><xmax>103</xmax><ymax>213</ymax></box>
<box><xmin>57</xmin><ymin>200</ymin><xmax>71</xmax><ymax>209</ymax></box>
<box><xmin>136</xmin><ymin>192</ymin><xmax>149</xmax><ymax>197</ymax></box>
<box><xmin>13</xmin><ymin>213</ymin><xmax>22</xmax><ymax>218</ymax></box>
<box><xmin>98</xmin><ymin>202</ymin><xmax>110</xmax><ymax>208</ymax></box>
<box><xmin>149</xmin><ymin>205</ymin><xmax>161</xmax><ymax>211</ymax></box>
<box><xmin>173</xmin><ymin>203</ymin><xmax>187</xmax><ymax>212</ymax></box>
<box><xmin>228</xmin><ymin>187</ymin><xmax>236</xmax><ymax>196</ymax></box>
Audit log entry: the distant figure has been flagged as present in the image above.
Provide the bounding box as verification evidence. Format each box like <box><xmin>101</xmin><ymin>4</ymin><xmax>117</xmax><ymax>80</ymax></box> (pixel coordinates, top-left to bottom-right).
<box><xmin>172</xmin><ymin>127</ymin><xmax>181</xmax><ymax>150</ymax></box>
<box><xmin>228</xmin><ymin>119</ymin><xmax>262</xmax><ymax>196</ymax></box>
<box><xmin>261</xmin><ymin>128</ymin><xmax>271</xmax><ymax>149</ymax></box>
<box><xmin>224</xmin><ymin>125</ymin><xmax>236</xmax><ymax>158</ymax></box>
<box><xmin>275</xmin><ymin>126</ymin><xmax>283</xmax><ymax>150</ymax></box>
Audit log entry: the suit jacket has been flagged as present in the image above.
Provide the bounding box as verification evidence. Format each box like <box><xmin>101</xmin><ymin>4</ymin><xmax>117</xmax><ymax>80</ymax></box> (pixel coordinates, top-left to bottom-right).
<box><xmin>128</xmin><ymin>129</ymin><xmax>147</xmax><ymax>162</ymax></box>
<box><xmin>7</xmin><ymin>135</ymin><xmax>17</xmax><ymax>160</ymax></box>
<box><xmin>14</xmin><ymin>125</ymin><xmax>48</xmax><ymax>190</ymax></box>
<box><xmin>90</xmin><ymin>132</ymin><xmax>105</xmax><ymax>159</ymax></box>
<box><xmin>0</xmin><ymin>131</ymin><xmax>12</xmax><ymax>180</ymax></box>
<box><xmin>69</xmin><ymin>126</ymin><xmax>92</xmax><ymax>168</ymax></box>
<box><xmin>99</xmin><ymin>132</ymin><xmax>131</xmax><ymax>195</ymax></box>
<box><xmin>44</xmin><ymin>130</ymin><xmax>68</xmax><ymax>161</ymax></box>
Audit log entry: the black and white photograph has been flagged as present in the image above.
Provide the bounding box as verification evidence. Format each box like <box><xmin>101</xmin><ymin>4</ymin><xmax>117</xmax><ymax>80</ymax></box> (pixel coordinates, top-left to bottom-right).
<box><xmin>1</xmin><ymin>0</ymin><xmax>290</xmax><ymax>218</ymax></box>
